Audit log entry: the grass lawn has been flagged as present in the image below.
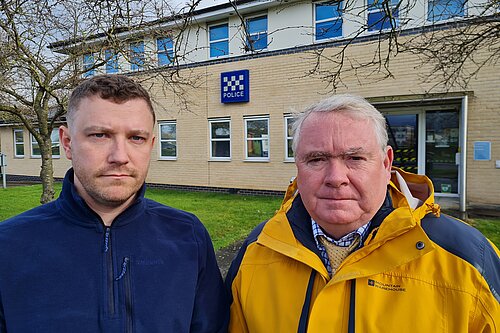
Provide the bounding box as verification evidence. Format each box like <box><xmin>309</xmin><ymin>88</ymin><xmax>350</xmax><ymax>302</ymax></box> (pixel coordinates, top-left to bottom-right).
<box><xmin>1</xmin><ymin>184</ymin><xmax>499</xmax><ymax>249</ymax></box>
<box><xmin>0</xmin><ymin>184</ymin><xmax>282</xmax><ymax>249</ymax></box>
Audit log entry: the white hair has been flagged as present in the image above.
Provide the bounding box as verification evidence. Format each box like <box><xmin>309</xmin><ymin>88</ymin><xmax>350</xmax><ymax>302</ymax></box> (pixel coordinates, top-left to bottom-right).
<box><xmin>291</xmin><ymin>94</ymin><xmax>388</xmax><ymax>154</ymax></box>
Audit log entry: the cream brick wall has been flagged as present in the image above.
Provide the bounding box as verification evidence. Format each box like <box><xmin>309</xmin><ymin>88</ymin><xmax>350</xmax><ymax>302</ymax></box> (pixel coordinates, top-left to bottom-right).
<box><xmin>1</xmin><ymin>32</ymin><xmax>498</xmax><ymax>206</ymax></box>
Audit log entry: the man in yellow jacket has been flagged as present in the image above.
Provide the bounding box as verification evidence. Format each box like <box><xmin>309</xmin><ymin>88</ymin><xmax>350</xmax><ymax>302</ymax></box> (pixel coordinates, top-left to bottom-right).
<box><xmin>226</xmin><ymin>94</ymin><xmax>499</xmax><ymax>332</ymax></box>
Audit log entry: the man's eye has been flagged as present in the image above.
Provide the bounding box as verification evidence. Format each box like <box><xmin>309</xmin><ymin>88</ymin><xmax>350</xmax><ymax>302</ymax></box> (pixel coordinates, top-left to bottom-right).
<box><xmin>347</xmin><ymin>155</ymin><xmax>364</xmax><ymax>161</ymax></box>
<box><xmin>91</xmin><ymin>133</ymin><xmax>106</xmax><ymax>138</ymax></box>
<box><xmin>307</xmin><ymin>157</ymin><xmax>326</xmax><ymax>164</ymax></box>
<box><xmin>131</xmin><ymin>136</ymin><xmax>146</xmax><ymax>142</ymax></box>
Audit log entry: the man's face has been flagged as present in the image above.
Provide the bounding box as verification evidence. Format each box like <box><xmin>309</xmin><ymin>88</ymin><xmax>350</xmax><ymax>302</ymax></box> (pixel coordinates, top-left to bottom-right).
<box><xmin>295</xmin><ymin>112</ymin><xmax>393</xmax><ymax>239</ymax></box>
<box><xmin>60</xmin><ymin>96</ymin><xmax>155</xmax><ymax>210</ymax></box>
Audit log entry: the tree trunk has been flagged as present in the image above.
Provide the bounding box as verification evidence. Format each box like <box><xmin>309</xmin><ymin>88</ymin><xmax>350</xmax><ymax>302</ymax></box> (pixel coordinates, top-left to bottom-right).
<box><xmin>39</xmin><ymin>138</ymin><xmax>55</xmax><ymax>204</ymax></box>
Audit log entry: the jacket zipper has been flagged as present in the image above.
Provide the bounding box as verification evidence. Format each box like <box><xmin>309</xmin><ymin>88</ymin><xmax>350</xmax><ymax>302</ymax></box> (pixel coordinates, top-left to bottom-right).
<box><xmin>104</xmin><ymin>227</ymin><xmax>115</xmax><ymax>316</ymax></box>
<box><xmin>116</xmin><ymin>257</ymin><xmax>133</xmax><ymax>333</ymax></box>
<box><xmin>124</xmin><ymin>257</ymin><xmax>133</xmax><ymax>333</ymax></box>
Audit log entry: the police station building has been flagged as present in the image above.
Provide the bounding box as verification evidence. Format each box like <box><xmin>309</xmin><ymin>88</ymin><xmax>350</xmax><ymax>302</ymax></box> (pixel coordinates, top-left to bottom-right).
<box><xmin>1</xmin><ymin>0</ymin><xmax>499</xmax><ymax>214</ymax></box>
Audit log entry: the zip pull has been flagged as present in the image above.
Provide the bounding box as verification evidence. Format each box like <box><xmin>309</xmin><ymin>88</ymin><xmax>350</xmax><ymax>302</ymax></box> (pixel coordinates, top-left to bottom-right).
<box><xmin>115</xmin><ymin>257</ymin><xmax>130</xmax><ymax>281</ymax></box>
<box><xmin>104</xmin><ymin>228</ymin><xmax>111</xmax><ymax>253</ymax></box>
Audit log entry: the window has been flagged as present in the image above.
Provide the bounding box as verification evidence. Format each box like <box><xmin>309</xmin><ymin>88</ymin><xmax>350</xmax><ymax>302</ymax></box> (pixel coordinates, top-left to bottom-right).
<box><xmin>30</xmin><ymin>129</ymin><xmax>60</xmax><ymax>158</ymax></box>
<box><xmin>246</xmin><ymin>15</ymin><xmax>268</xmax><ymax>51</ymax></box>
<box><xmin>13</xmin><ymin>129</ymin><xmax>24</xmax><ymax>157</ymax></box>
<box><xmin>130</xmin><ymin>41</ymin><xmax>144</xmax><ymax>71</ymax></box>
<box><xmin>209</xmin><ymin>119</ymin><xmax>231</xmax><ymax>159</ymax></box>
<box><xmin>284</xmin><ymin>116</ymin><xmax>295</xmax><ymax>160</ymax></box>
<box><xmin>105</xmin><ymin>49</ymin><xmax>119</xmax><ymax>74</ymax></box>
<box><xmin>245</xmin><ymin>117</ymin><xmax>269</xmax><ymax>160</ymax></box>
<box><xmin>159</xmin><ymin>122</ymin><xmax>177</xmax><ymax>159</ymax></box>
<box><xmin>157</xmin><ymin>37</ymin><xmax>174</xmax><ymax>66</ymax></box>
<box><xmin>315</xmin><ymin>1</ymin><xmax>343</xmax><ymax>40</ymax></box>
<box><xmin>83</xmin><ymin>53</ymin><xmax>95</xmax><ymax>77</ymax></box>
<box><xmin>428</xmin><ymin>0</ymin><xmax>464</xmax><ymax>22</ymax></box>
<box><xmin>367</xmin><ymin>0</ymin><xmax>399</xmax><ymax>31</ymax></box>
<box><xmin>209</xmin><ymin>23</ymin><xmax>229</xmax><ymax>58</ymax></box>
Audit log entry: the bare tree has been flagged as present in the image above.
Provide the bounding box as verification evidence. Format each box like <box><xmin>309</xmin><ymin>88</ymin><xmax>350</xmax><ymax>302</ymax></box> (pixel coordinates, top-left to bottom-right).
<box><xmin>301</xmin><ymin>0</ymin><xmax>499</xmax><ymax>91</ymax></box>
<box><xmin>0</xmin><ymin>0</ymin><xmax>202</xmax><ymax>203</ymax></box>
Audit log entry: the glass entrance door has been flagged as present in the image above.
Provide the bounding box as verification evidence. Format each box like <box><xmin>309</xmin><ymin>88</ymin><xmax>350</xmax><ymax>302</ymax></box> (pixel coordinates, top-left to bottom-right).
<box><xmin>386</xmin><ymin>114</ymin><xmax>418</xmax><ymax>174</ymax></box>
<box><xmin>425</xmin><ymin>111</ymin><xmax>459</xmax><ymax>194</ymax></box>
<box><xmin>385</xmin><ymin>110</ymin><xmax>460</xmax><ymax>195</ymax></box>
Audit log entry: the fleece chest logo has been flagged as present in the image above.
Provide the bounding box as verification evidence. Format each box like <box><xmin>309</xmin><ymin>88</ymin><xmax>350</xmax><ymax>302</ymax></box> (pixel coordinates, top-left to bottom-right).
<box><xmin>368</xmin><ymin>279</ymin><xmax>406</xmax><ymax>292</ymax></box>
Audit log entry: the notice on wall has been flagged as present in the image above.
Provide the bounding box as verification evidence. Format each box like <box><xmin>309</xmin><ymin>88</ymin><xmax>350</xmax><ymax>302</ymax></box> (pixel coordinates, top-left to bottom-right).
<box><xmin>473</xmin><ymin>141</ymin><xmax>491</xmax><ymax>161</ymax></box>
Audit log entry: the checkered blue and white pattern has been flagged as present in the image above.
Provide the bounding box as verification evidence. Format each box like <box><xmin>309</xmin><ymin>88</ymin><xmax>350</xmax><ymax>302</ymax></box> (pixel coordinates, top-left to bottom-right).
<box><xmin>223</xmin><ymin>74</ymin><xmax>245</xmax><ymax>93</ymax></box>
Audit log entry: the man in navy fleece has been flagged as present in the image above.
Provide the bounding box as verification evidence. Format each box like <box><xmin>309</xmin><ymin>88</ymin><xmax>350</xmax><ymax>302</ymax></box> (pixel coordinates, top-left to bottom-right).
<box><xmin>0</xmin><ymin>74</ymin><xmax>228</xmax><ymax>332</ymax></box>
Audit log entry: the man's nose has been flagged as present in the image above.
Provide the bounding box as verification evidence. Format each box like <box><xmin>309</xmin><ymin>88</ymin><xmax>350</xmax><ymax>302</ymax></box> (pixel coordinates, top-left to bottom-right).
<box><xmin>324</xmin><ymin>159</ymin><xmax>349</xmax><ymax>188</ymax></box>
<box><xmin>108</xmin><ymin>138</ymin><xmax>129</xmax><ymax>165</ymax></box>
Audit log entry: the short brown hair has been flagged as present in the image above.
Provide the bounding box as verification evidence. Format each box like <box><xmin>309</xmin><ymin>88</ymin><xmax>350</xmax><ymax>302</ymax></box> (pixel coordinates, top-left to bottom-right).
<box><xmin>67</xmin><ymin>74</ymin><xmax>155</xmax><ymax>124</ymax></box>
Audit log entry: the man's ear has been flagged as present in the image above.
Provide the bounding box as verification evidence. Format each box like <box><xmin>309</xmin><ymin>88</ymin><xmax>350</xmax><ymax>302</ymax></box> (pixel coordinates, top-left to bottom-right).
<box><xmin>384</xmin><ymin>146</ymin><xmax>394</xmax><ymax>182</ymax></box>
<box><xmin>59</xmin><ymin>125</ymin><xmax>72</xmax><ymax>160</ymax></box>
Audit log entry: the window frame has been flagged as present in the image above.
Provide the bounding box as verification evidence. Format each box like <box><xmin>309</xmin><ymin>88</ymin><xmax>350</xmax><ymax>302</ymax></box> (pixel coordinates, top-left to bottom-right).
<box><xmin>157</xmin><ymin>36</ymin><xmax>174</xmax><ymax>66</ymax></box>
<box><xmin>209</xmin><ymin>22</ymin><xmax>229</xmax><ymax>58</ymax></box>
<box><xmin>314</xmin><ymin>1</ymin><xmax>343</xmax><ymax>41</ymax></box>
<box><xmin>158</xmin><ymin>121</ymin><xmax>177</xmax><ymax>160</ymax></box>
<box><xmin>246</xmin><ymin>14</ymin><xmax>268</xmax><ymax>52</ymax></box>
<box><xmin>284</xmin><ymin>116</ymin><xmax>295</xmax><ymax>161</ymax></box>
<box><xmin>30</xmin><ymin>129</ymin><xmax>60</xmax><ymax>158</ymax></box>
<box><xmin>13</xmin><ymin>129</ymin><xmax>24</xmax><ymax>158</ymax></box>
<box><xmin>244</xmin><ymin>116</ymin><xmax>270</xmax><ymax>161</ymax></box>
<box><xmin>209</xmin><ymin>118</ymin><xmax>231</xmax><ymax>161</ymax></box>
<box><xmin>129</xmin><ymin>40</ymin><xmax>145</xmax><ymax>72</ymax></box>
<box><xmin>105</xmin><ymin>49</ymin><xmax>119</xmax><ymax>74</ymax></box>
<box><xmin>367</xmin><ymin>0</ymin><xmax>399</xmax><ymax>32</ymax></box>
<box><xmin>83</xmin><ymin>53</ymin><xmax>95</xmax><ymax>77</ymax></box>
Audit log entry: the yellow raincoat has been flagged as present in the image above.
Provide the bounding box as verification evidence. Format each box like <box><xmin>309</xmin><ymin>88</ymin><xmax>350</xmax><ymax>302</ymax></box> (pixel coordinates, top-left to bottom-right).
<box><xmin>227</xmin><ymin>168</ymin><xmax>500</xmax><ymax>332</ymax></box>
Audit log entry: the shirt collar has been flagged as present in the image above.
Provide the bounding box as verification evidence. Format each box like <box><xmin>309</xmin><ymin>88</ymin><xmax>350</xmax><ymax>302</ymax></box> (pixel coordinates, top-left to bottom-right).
<box><xmin>312</xmin><ymin>218</ymin><xmax>371</xmax><ymax>248</ymax></box>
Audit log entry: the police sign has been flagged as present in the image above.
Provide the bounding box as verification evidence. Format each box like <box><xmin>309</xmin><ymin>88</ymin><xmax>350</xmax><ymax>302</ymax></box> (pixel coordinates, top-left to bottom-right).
<box><xmin>221</xmin><ymin>70</ymin><xmax>249</xmax><ymax>103</ymax></box>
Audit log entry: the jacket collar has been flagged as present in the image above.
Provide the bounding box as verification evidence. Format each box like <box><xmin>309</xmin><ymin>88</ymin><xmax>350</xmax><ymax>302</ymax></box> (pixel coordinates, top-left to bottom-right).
<box><xmin>56</xmin><ymin>168</ymin><xmax>147</xmax><ymax>230</ymax></box>
<box><xmin>260</xmin><ymin>167</ymin><xmax>437</xmax><ymax>259</ymax></box>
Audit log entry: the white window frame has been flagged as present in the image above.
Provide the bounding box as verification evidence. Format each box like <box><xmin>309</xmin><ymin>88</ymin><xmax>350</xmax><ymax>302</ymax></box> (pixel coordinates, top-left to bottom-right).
<box><xmin>30</xmin><ymin>129</ymin><xmax>60</xmax><ymax>158</ymax></box>
<box><xmin>209</xmin><ymin>118</ymin><xmax>231</xmax><ymax>161</ymax></box>
<box><xmin>158</xmin><ymin>121</ymin><xmax>177</xmax><ymax>160</ymax></box>
<box><xmin>244</xmin><ymin>116</ymin><xmax>270</xmax><ymax>161</ymax></box>
<box><xmin>209</xmin><ymin>22</ymin><xmax>229</xmax><ymax>58</ymax></box>
<box><xmin>284</xmin><ymin>116</ymin><xmax>295</xmax><ymax>161</ymax></box>
<box><xmin>13</xmin><ymin>129</ymin><xmax>24</xmax><ymax>158</ymax></box>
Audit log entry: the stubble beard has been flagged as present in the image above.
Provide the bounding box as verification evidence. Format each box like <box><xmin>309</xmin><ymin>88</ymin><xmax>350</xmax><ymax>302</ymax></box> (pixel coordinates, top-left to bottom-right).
<box><xmin>75</xmin><ymin>166</ymin><xmax>143</xmax><ymax>208</ymax></box>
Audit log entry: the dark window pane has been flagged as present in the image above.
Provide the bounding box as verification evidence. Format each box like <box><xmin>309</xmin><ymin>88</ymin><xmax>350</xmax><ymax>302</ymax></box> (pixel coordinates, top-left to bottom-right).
<box><xmin>161</xmin><ymin>124</ymin><xmax>176</xmax><ymax>140</ymax></box>
<box><xmin>161</xmin><ymin>142</ymin><xmax>177</xmax><ymax>157</ymax></box>
<box><xmin>425</xmin><ymin>111</ymin><xmax>459</xmax><ymax>193</ymax></box>
<box><xmin>247</xmin><ymin>120</ymin><xmax>268</xmax><ymax>138</ymax></box>
<box><xmin>212</xmin><ymin>141</ymin><xmax>230</xmax><ymax>157</ymax></box>
<box><xmin>211</xmin><ymin>122</ymin><xmax>230</xmax><ymax>139</ymax></box>
<box><xmin>386</xmin><ymin>114</ymin><xmax>418</xmax><ymax>174</ymax></box>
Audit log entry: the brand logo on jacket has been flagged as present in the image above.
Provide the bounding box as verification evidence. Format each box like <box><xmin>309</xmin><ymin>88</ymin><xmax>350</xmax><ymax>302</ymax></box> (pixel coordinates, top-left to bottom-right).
<box><xmin>221</xmin><ymin>70</ymin><xmax>249</xmax><ymax>103</ymax></box>
<box><xmin>136</xmin><ymin>258</ymin><xmax>165</xmax><ymax>266</ymax></box>
<box><xmin>368</xmin><ymin>279</ymin><xmax>406</xmax><ymax>292</ymax></box>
